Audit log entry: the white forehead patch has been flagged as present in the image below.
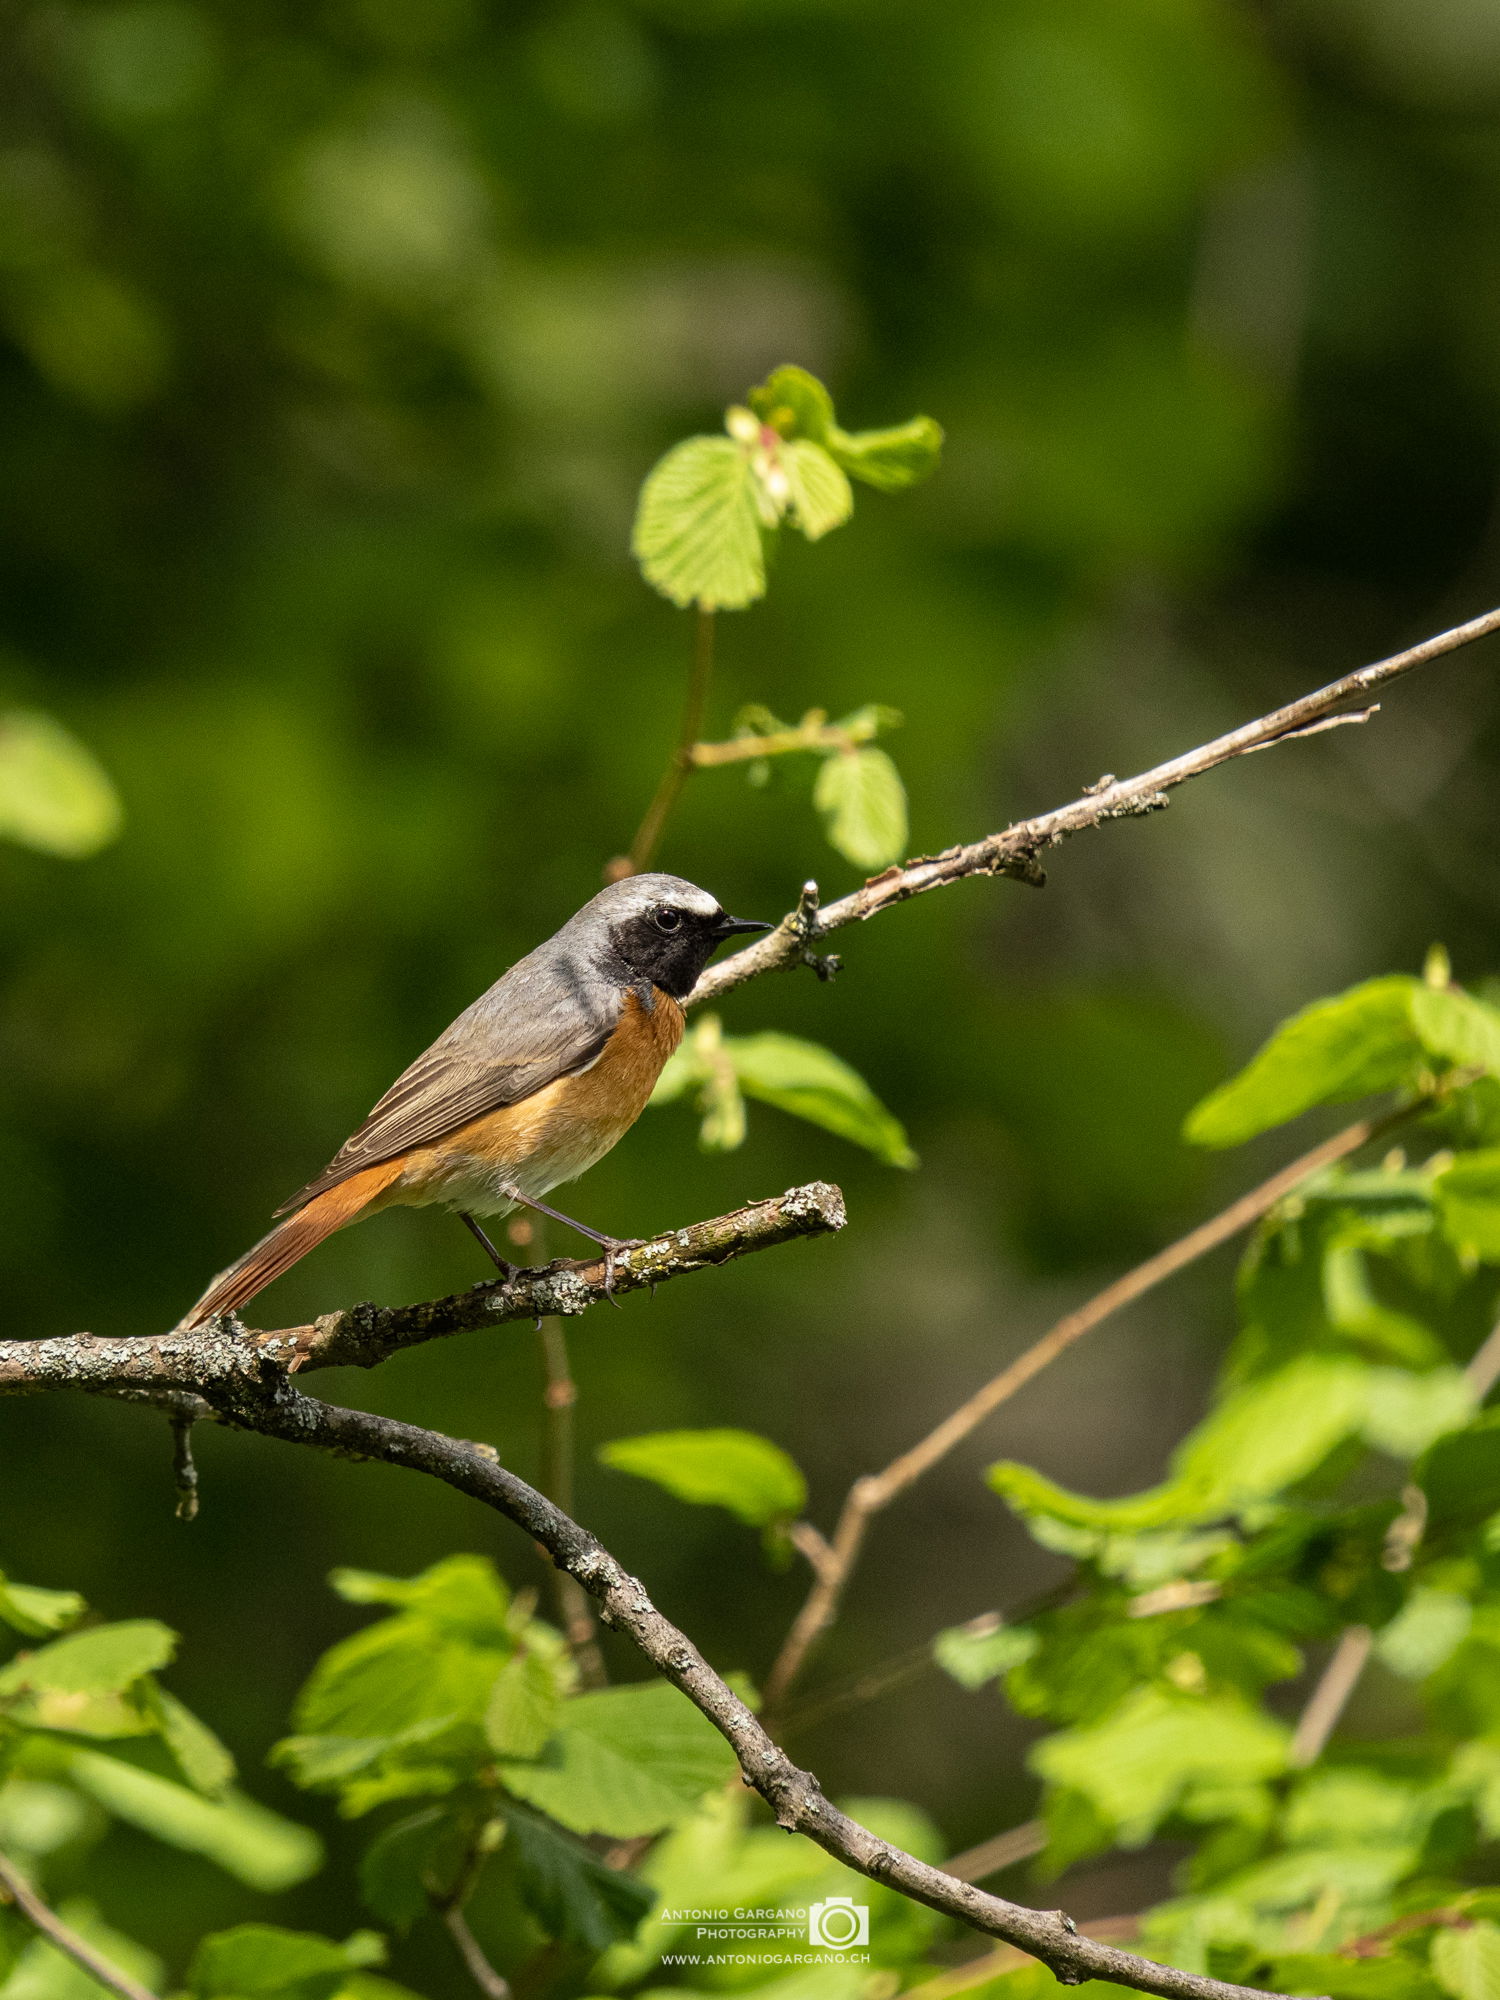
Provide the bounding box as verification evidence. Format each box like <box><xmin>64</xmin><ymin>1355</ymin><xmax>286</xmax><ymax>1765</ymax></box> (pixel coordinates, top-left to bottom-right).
<box><xmin>588</xmin><ymin>873</ymin><xmax>722</xmax><ymax>923</ymax></box>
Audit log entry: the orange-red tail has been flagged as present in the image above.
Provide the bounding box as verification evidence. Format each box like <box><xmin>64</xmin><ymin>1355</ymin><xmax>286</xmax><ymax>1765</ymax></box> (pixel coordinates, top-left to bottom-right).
<box><xmin>180</xmin><ymin>1161</ymin><xmax>405</xmax><ymax>1328</ymax></box>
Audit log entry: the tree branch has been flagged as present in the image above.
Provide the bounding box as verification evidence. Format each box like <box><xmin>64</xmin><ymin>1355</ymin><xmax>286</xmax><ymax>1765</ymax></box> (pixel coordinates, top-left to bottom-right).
<box><xmin>0</xmin><ymin>1184</ymin><xmax>845</xmax><ymax>1399</ymax></box>
<box><xmin>187</xmin><ymin>1380</ymin><xmax>1289</xmax><ymax>2000</ymax></box>
<box><xmin>0</xmin><ymin>1851</ymin><xmax>159</xmax><ymax>2000</ymax></box>
<box><xmin>689</xmin><ymin>603</ymin><xmax>1500</xmax><ymax>1009</ymax></box>
<box><xmin>762</xmin><ymin>1106</ymin><xmax>1412</xmax><ymax>1714</ymax></box>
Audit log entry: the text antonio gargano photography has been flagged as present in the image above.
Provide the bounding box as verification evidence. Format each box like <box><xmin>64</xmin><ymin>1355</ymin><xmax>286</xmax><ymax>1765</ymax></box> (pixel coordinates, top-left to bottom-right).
<box><xmin>656</xmin><ymin>1899</ymin><xmax>872</xmax><ymax>1951</ymax></box>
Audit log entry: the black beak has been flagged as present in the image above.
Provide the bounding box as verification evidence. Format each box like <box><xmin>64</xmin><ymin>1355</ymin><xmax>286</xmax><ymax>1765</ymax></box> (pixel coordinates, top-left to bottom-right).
<box><xmin>714</xmin><ymin>913</ymin><xmax>773</xmax><ymax>939</ymax></box>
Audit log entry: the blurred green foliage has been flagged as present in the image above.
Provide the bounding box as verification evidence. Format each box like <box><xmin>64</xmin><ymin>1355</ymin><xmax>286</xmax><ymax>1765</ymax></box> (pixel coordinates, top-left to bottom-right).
<box><xmin>7</xmin><ymin>0</ymin><xmax>1500</xmax><ymax>1991</ymax></box>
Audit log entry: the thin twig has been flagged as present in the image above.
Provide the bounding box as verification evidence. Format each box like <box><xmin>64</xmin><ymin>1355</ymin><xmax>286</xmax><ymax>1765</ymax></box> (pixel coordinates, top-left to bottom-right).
<box><xmin>441</xmin><ymin>1902</ymin><xmax>512</xmax><ymax>2000</ymax></box>
<box><xmin>943</xmin><ymin>1820</ymin><xmax>1049</xmax><ymax>1883</ymax></box>
<box><xmin>1289</xmin><ymin>1627</ymin><xmax>1374</xmax><ymax>1768</ymax></box>
<box><xmin>536</xmin><ymin>1314</ymin><xmax>606</xmax><ymax>1685</ymax></box>
<box><xmin>762</xmin><ymin>1106</ymin><xmax>1413</xmax><ymax>1714</ymax></box>
<box><xmin>1288</xmin><ymin>1299</ymin><xmax>1500</xmax><ymax>1760</ymax></box>
<box><xmin>169</xmin><ymin>1410</ymin><xmax>199</xmax><ymax>1521</ymax></box>
<box><xmin>689</xmin><ymin>603</ymin><xmax>1500</xmax><ymax>1009</ymax></box>
<box><xmin>686</xmin><ymin>710</ymin><xmax>882</xmax><ymax>768</ymax></box>
<box><xmin>619</xmin><ymin>606</ymin><xmax>717</xmax><ymax>877</ymax></box>
<box><xmin>0</xmin><ymin>1851</ymin><xmax>158</xmax><ymax>2000</ymax></box>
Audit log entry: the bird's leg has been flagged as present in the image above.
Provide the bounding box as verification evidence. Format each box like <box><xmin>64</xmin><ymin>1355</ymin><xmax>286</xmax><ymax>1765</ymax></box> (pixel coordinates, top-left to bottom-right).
<box><xmin>494</xmin><ymin>1184</ymin><xmax>643</xmax><ymax>1304</ymax></box>
<box><xmin>460</xmin><ymin>1212</ymin><xmax>517</xmax><ymax>1281</ymax></box>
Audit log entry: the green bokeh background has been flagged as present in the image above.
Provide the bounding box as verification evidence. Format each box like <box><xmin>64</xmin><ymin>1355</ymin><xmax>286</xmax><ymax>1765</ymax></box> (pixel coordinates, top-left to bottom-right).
<box><xmin>5</xmin><ymin>0</ymin><xmax>1500</xmax><ymax>1977</ymax></box>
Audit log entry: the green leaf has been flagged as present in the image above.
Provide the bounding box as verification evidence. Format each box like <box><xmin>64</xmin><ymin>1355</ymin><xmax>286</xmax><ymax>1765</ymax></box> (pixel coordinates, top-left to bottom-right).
<box><xmin>599</xmin><ymin>1429</ymin><xmax>807</xmax><ymax>1528</ymax></box>
<box><xmin>781</xmin><ymin>440</ymin><xmax>852</xmax><ymax>541</ymax></box>
<box><xmin>498</xmin><ymin>1681</ymin><xmax>737</xmax><ymax>1837</ymax></box>
<box><xmin>1436</xmin><ymin>1152</ymin><xmax>1500</xmax><ymax>1260</ymax></box>
<box><xmin>1030</xmin><ymin>1688</ymin><xmax>1288</xmax><ymax>1845</ymax></box>
<box><xmin>632</xmin><ymin>436</ymin><xmax>766</xmax><ymax>610</ymax></box>
<box><xmin>358</xmin><ymin>1806</ymin><xmax>474</xmax><ymax>1934</ymax></box>
<box><xmin>0</xmin><ymin>711</ymin><xmax>122</xmax><ymax>858</ymax></box>
<box><xmin>67</xmin><ymin>1749</ymin><xmax>322</xmax><ymax>1890</ymax></box>
<box><xmin>485</xmin><ymin>1647</ymin><xmax>568</xmax><ymax>1758</ymax></box>
<box><xmin>1433</xmin><ymin>1921</ymin><xmax>1500</xmax><ymax>2000</ymax></box>
<box><xmin>0</xmin><ymin>1578</ymin><xmax>86</xmax><ymax>1639</ymax></box>
<box><xmin>188</xmin><ymin>1926</ymin><xmax>379</xmax><ymax>2000</ymax></box>
<box><xmin>729</xmin><ymin>1030</ymin><xmax>915</xmax><ymax>1167</ymax></box>
<box><xmin>991</xmin><ymin>1356</ymin><xmax>1374</xmax><ymax>1532</ymax></box>
<box><xmin>1184</xmin><ymin>977</ymin><xmax>1424</xmax><ymax>1147</ymax></box>
<box><xmin>1419</xmin><ymin>1411</ymin><xmax>1500</xmax><ymax>1531</ymax></box>
<box><xmin>1412</xmin><ymin>985</ymin><xmax>1500</xmax><ymax>1079</ymax></box>
<box><xmin>0</xmin><ymin>1620</ymin><xmax>176</xmax><ymax>1696</ymax></box>
<box><xmin>826</xmin><ymin>415</ymin><xmax>944</xmax><ymax>492</ymax></box>
<box><xmin>504</xmin><ymin>1803</ymin><xmax>655</xmax><ymax>1952</ymax></box>
<box><xmin>933</xmin><ymin>1617</ymin><xmax>1040</xmax><ymax>1690</ymax></box>
<box><xmin>290</xmin><ymin>1617</ymin><xmax>504</xmax><ymax>1744</ymax></box>
<box><xmin>146</xmin><ymin>1685</ymin><xmax>236</xmax><ymax>1797</ymax></box>
<box><xmin>1376</xmin><ymin>1589</ymin><xmax>1473</xmax><ymax>1680</ymax></box>
<box><xmin>813</xmin><ymin>746</ymin><xmax>908</xmax><ymax>871</ymax></box>
<box><xmin>327</xmin><ymin>1555</ymin><xmax>510</xmax><ymax>1635</ymax></box>
<box><xmin>748</xmin><ymin>365</ymin><xmax>836</xmax><ymax>444</ymax></box>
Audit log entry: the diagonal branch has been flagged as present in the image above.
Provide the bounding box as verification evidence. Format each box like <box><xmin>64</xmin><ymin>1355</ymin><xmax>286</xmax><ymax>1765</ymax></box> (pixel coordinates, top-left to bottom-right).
<box><xmin>0</xmin><ymin>1184</ymin><xmax>844</xmax><ymax>1399</ymax></box>
<box><xmin>194</xmin><ymin>1379</ymin><xmax>1288</xmax><ymax>2000</ymax></box>
<box><xmin>689</xmin><ymin>603</ymin><xmax>1500</xmax><ymax>1008</ymax></box>
<box><xmin>0</xmin><ymin>1851</ymin><xmax>158</xmax><ymax>2000</ymax></box>
<box><xmin>762</xmin><ymin>1103</ymin><xmax>1416</xmax><ymax>1715</ymax></box>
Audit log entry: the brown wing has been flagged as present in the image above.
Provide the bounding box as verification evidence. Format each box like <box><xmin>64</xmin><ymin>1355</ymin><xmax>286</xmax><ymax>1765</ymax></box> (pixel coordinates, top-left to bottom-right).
<box><xmin>276</xmin><ymin>948</ymin><xmax>622</xmax><ymax>1214</ymax></box>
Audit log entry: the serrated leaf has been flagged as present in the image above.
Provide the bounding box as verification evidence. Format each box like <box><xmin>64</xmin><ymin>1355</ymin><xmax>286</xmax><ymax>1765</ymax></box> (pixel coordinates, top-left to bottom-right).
<box><xmin>1030</xmin><ymin>1687</ymin><xmax>1288</xmax><ymax>1845</ymax></box>
<box><xmin>991</xmin><ymin>1356</ymin><xmax>1374</xmax><ymax>1532</ymax></box>
<box><xmin>146</xmin><ymin>1685</ymin><xmax>236</xmax><ymax>1797</ymax></box>
<box><xmin>632</xmin><ymin>436</ymin><xmax>766</xmax><ymax>610</ymax></box>
<box><xmin>813</xmin><ymin>746</ymin><xmax>908</xmax><ymax>871</ymax></box>
<box><xmin>1376</xmin><ymin>1589</ymin><xmax>1473</xmax><ymax>1680</ymax></box>
<box><xmin>485</xmin><ymin>1648</ymin><xmax>567</xmax><ymax>1758</ymax></box>
<box><xmin>826</xmin><ymin>415</ymin><xmax>944</xmax><ymax>492</ymax></box>
<box><xmin>504</xmin><ymin>1804</ymin><xmax>655</xmax><ymax>1952</ymax></box>
<box><xmin>0</xmin><ymin>1579</ymin><xmax>86</xmax><ymax>1639</ymax></box>
<box><xmin>1412</xmin><ymin>986</ymin><xmax>1500</xmax><ymax>1079</ymax></box>
<box><xmin>1436</xmin><ymin>1152</ymin><xmax>1500</xmax><ymax>1260</ymax></box>
<box><xmin>67</xmin><ymin>1749</ymin><xmax>322</xmax><ymax>1890</ymax></box>
<box><xmin>0</xmin><ymin>711</ymin><xmax>122</xmax><ymax>858</ymax></box>
<box><xmin>498</xmin><ymin>1681</ymin><xmax>737</xmax><ymax>1837</ymax></box>
<box><xmin>729</xmin><ymin>1030</ymin><xmax>915</xmax><ymax>1167</ymax></box>
<box><xmin>188</xmin><ymin>1925</ymin><xmax>377</xmax><ymax>2000</ymax></box>
<box><xmin>933</xmin><ymin>1618</ymin><xmax>1040</xmax><ymax>1690</ymax></box>
<box><xmin>358</xmin><ymin>1806</ymin><xmax>474</xmax><ymax>1934</ymax></box>
<box><xmin>1184</xmin><ymin>978</ymin><xmax>1424</xmax><ymax>1148</ymax></box>
<box><xmin>599</xmin><ymin>1430</ymin><xmax>806</xmax><ymax>1528</ymax></box>
<box><xmin>0</xmin><ymin>1620</ymin><xmax>176</xmax><ymax>1697</ymax></box>
<box><xmin>1433</xmin><ymin>1921</ymin><xmax>1500</xmax><ymax>2000</ymax></box>
<box><xmin>748</xmin><ymin>365</ymin><xmax>836</xmax><ymax>444</ymax></box>
<box><xmin>781</xmin><ymin>440</ymin><xmax>852</xmax><ymax>540</ymax></box>
<box><xmin>327</xmin><ymin>1555</ymin><xmax>510</xmax><ymax>1635</ymax></box>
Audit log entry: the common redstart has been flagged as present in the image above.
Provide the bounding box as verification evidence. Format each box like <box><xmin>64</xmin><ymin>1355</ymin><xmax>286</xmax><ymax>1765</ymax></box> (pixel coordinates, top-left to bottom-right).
<box><xmin>182</xmin><ymin>874</ymin><xmax>769</xmax><ymax>1327</ymax></box>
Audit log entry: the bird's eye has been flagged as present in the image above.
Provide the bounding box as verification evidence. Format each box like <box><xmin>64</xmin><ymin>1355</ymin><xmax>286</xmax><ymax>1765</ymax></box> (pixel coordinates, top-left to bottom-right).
<box><xmin>653</xmin><ymin>906</ymin><xmax>683</xmax><ymax>933</ymax></box>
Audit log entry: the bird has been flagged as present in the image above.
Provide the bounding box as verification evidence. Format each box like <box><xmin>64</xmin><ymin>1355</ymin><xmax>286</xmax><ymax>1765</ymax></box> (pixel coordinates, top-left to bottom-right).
<box><xmin>181</xmin><ymin>874</ymin><xmax>770</xmax><ymax>1328</ymax></box>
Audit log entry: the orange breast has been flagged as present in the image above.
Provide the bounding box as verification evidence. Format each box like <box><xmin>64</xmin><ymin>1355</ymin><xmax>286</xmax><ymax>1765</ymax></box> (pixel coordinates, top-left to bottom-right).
<box><xmin>387</xmin><ymin>986</ymin><xmax>685</xmax><ymax>1212</ymax></box>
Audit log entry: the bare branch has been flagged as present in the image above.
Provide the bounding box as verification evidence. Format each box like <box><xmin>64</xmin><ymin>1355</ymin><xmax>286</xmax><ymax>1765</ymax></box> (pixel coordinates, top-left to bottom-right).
<box><xmin>690</xmin><ymin>604</ymin><xmax>1500</xmax><ymax>1009</ymax></box>
<box><xmin>440</xmin><ymin>1903</ymin><xmax>512</xmax><ymax>2000</ymax></box>
<box><xmin>1289</xmin><ymin>1627</ymin><xmax>1375</xmax><ymax>1769</ymax></box>
<box><xmin>0</xmin><ymin>1851</ymin><xmax>159</xmax><ymax>2000</ymax></box>
<box><xmin>943</xmin><ymin>1820</ymin><xmax>1049</xmax><ymax>1883</ymax></box>
<box><xmin>762</xmin><ymin>1106</ymin><xmax>1413</xmax><ymax>1713</ymax></box>
<box><xmin>199</xmin><ymin>1382</ymin><xmax>1290</xmax><ymax>2000</ymax></box>
<box><xmin>0</xmin><ymin>1184</ymin><xmax>845</xmax><ymax>1400</ymax></box>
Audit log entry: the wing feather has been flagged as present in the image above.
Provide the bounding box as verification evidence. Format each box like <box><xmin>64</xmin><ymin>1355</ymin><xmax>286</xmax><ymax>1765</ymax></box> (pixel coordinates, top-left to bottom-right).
<box><xmin>276</xmin><ymin>948</ymin><xmax>622</xmax><ymax>1214</ymax></box>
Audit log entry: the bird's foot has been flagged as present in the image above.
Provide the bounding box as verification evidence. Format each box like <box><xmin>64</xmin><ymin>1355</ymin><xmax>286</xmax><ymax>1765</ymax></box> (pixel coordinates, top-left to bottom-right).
<box><xmin>569</xmin><ymin>1236</ymin><xmax>646</xmax><ymax>1305</ymax></box>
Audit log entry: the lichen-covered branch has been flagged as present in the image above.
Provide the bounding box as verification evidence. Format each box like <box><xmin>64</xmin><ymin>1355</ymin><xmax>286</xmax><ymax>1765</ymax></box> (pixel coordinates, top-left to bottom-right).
<box><xmin>0</xmin><ymin>1184</ymin><xmax>845</xmax><ymax>1398</ymax></box>
<box><xmin>690</xmin><ymin>603</ymin><xmax>1500</xmax><ymax>1008</ymax></box>
<box><xmin>209</xmin><ymin>1384</ymin><xmax>1287</xmax><ymax>2000</ymax></box>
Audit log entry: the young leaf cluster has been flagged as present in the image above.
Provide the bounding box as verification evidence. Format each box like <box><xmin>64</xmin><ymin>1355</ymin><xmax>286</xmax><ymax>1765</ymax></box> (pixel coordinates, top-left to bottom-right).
<box><xmin>651</xmin><ymin>1013</ymin><xmax>916</xmax><ymax>1167</ymax></box>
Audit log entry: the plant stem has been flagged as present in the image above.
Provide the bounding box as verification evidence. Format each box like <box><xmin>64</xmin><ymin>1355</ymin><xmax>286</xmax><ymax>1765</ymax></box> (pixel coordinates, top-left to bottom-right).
<box><xmin>761</xmin><ymin>1101</ymin><xmax>1421</xmax><ymax>1717</ymax></box>
<box><xmin>620</xmin><ymin>607</ymin><xmax>716</xmax><ymax>876</ymax></box>
<box><xmin>0</xmin><ymin>1853</ymin><xmax>159</xmax><ymax>2000</ymax></box>
<box><xmin>535</xmin><ymin>1309</ymin><xmax>607</xmax><ymax>1685</ymax></box>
